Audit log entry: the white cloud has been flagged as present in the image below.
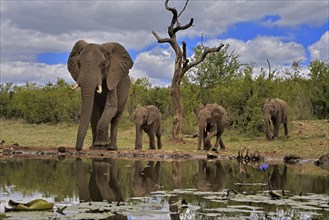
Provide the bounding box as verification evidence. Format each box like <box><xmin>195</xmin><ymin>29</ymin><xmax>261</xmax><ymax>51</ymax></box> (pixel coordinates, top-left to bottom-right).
<box><xmin>131</xmin><ymin>46</ymin><xmax>175</xmax><ymax>86</ymax></box>
<box><xmin>308</xmin><ymin>31</ymin><xmax>329</xmax><ymax>61</ymax></box>
<box><xmin>207</xmin><ymin>36</ymin><xmax>306</xmax><ymax>67</ymax></box>
<box><xmin>0</xmin><ymin>0</ymin><xmax>328</xmax><ymax>86</ymax></box>
<box><xmin>0</xmin><ymin>62</ymin><xmax>72</xmax><ymax>85</ymax></box>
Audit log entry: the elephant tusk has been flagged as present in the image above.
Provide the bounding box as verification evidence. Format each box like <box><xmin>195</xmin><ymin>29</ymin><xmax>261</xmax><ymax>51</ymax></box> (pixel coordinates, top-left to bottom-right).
<box><xmin>96</xmin><ymin>84</ymin><xmax>102</xmax><ymax>94</ymax></box>
<box><xmin>71</xmin><ymin>83</ymin><xmax>79</xmax><ymax>90</ymax></box>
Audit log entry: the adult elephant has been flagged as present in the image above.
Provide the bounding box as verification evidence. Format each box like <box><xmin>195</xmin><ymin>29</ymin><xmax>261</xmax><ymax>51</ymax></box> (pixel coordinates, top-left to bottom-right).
<box><xmin>263</xmin><ymin>98</ymin><xmax>288</xmax><ymax>140</ymax></box>
<box><xmin>196</xmin><ymin>103</ymin><xmax>227</xmax><ymax>151</ymax></box>
<box><xmin>67</xmin><ymin>40</ymin><xmax>133</xmax><ymax>151</ymax></box>
<box><xmin>133</xmin><ymin>105</ymin><xmax>162</xmax><ymax>150</ymax></box>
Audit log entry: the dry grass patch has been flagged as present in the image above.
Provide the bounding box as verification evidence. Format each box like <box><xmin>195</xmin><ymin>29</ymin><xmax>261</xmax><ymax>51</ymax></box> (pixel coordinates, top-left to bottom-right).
<box><xmin>0</xmin><ymin>118</ymin><xmax>328</xmax><ymax>158</ymax></box>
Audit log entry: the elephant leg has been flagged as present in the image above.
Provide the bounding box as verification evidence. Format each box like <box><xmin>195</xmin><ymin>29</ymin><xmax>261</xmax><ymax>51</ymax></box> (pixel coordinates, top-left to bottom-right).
<box><xmin>90</xmin><ymin>108</ymin><xmax>98</xmax><ymax>146</ymax></box>
<box><xmin>148</xmin><ymin>125</ymin><xmax>156</xmax><ymax>150</ymax></box>
<box><xmin>203</xmin><ymin>130</ymin><xmax>211</xmax><ymax>150</ymax></box>
<box><xmin>90</xmin><ymin>104</ymin><xmax>106</xmax><ymax>149</ymax></box>
<box><xmin>156</xmin><ymin>128</ymin><xmax>162</xmax><ymax>150</ymax></box>
<box><xmin>219</xmin><ymin>138</ymin><xmax>225</xmax><ymax>150</ymax></box>
<box><xmin>273</xmin><ymin>119</ymin><xmax>281</xmax><ymax>139</ymax></box>
<box><xmin>217</xmin><ymin>129</ymin><xmax>226</xmax><ymax>150</ymax></box>
<box><xmin>212</xmin><ymin>133</ymin><xmax>220</xmax><ymax>151</ymax></box>
<box><xmin>135</xmin><ymin>126</ymin><xmax>143</xmax><ymax>150</ymax></box>
<box><xmin>95</xmin><ymin>89</ymin><xmax>117</xmax><ymax>147</ymax></box>
<box><xmin>106</xmin><ymin>76</ymin><xmax>130</xmax><ymax>150</ymax></box>
<box><xmin>283</xmin><ymin>117</ymin><xmax>288</xmax><ymax>136</ymax></box>
<box><xmin>107</xmin><ymin>109</ymin><xmax>124</xmax><ymax>150</ymax></box>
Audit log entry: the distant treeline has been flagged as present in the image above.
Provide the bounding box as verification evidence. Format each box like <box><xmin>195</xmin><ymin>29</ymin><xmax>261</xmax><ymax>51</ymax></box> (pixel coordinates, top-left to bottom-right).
<box><xmin>1</xmin><ymin>45</ymin><xmax>328</xmax><ymax>136</ymax></box>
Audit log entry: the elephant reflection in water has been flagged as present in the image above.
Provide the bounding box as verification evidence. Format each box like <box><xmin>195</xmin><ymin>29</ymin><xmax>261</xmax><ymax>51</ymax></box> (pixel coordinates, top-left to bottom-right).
<box><xmin>195</xmin><ymin>160</ymin><xmax>226</xmax><ymax>191</ymax></box>
<box><xmin>75</xmin><ymin>158</ymin><xmax>123</xmax><ymax>203</ymax></box>
<box><xmin>133</xmin><ymin>161</ymin><xmax>161</xmax><ymax>197</ymax></box>
<box><xmin>269</xmin><ymin>165</ymin><xmax>287</xmax><ymax>191</ymax></box>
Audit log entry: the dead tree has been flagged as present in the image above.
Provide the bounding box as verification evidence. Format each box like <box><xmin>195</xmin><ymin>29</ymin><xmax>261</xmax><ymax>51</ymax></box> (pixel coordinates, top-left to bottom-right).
<box><xmin>152</xmin><ymin>0</ymin><xmax>224</xmax><ymax>140</ymax></box>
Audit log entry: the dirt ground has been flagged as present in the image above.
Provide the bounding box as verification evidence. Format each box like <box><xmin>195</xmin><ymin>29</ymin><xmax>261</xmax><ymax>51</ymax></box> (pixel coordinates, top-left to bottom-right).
<box><xmin>1</xmin><ymin>119</ymin><xmax>328</xmax><ymax>163</ymax></box>
<box><xmin>0</xmin><ymin>144</ymin><xmax>318</xmax><ymax>163</ymax></box>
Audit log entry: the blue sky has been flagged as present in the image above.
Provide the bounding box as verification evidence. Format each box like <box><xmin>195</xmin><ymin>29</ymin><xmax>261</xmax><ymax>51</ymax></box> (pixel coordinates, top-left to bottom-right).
<box><xmin>1</xmin><ymin>0</ymin><xmax>328</xmax><ymax>86</ymax></box>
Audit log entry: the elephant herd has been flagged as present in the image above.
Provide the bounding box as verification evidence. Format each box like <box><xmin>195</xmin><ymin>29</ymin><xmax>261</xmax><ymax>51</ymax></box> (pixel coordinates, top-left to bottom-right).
<box><xmin>67</xmin><ymin>40</ymin><xmax>289</xmax><ymax>152</ymax></box>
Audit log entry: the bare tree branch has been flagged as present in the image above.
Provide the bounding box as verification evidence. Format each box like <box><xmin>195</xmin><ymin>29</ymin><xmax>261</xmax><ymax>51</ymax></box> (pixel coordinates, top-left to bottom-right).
<box><xmin>185</xmin><ymin>43</ymin><xmax>225</xmax><ymax>71</ymax></box>
<box><xmin>182</xmin><ymin>41</ymin><xmax>187</xmax><ymax>61</ymax></box>
<box><xmin>182</xmin><ymin>41</ymin><xmax>189</xmax><ymax>68</ymax></box>
<box><xmin>267</xmin><ymin>59</ymin><xmax>273</xmax><ymax>79</ymax></box>
<box><xmin>165</xmin><ymin>0</ymin><xmax>178</xmax><ymax>29</ymax></box>
<box><xmin>152</xmin><ymin>31</ymin><xmax>172</xmax><ymax>44</ymax></box>
<box><xmin>173</xmin><ymin>18</ymin><xmax>194</xmax><ymax>33</ymax></box>
<box><xmin>178</xmin><ymin>0</ymin><xmax>189</xmax><ymax>18</ymax></box>
<box><xmin>152</xmin><ymin>0</ymin><xmax>225</xmax><ymax>140</ymax></box>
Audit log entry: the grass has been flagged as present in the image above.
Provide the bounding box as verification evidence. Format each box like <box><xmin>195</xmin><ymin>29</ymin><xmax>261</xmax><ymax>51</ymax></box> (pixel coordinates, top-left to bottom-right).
<box><xmin>0</xmin><ymin>118</ymin><xmax>328</xmax><ymax>158</ymax></box>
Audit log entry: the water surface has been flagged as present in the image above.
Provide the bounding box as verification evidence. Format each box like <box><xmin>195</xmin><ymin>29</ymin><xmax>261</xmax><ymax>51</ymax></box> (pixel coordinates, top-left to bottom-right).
<box><xmin>0</xmin><ymin>158</ymin><xmax>328</xmax><ymax>219</ymax></box>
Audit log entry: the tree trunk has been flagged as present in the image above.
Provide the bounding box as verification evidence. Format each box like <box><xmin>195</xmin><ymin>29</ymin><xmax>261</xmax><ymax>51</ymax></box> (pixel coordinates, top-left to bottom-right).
<box><xmin>152</xmin><ymin>0</ymin><xmax>224</xmax><ymax>141</ymax></box>
<box><xmin>171</xmin><ymin>60</ymin><xmax>184</xmax><ymax>140</ymax></box>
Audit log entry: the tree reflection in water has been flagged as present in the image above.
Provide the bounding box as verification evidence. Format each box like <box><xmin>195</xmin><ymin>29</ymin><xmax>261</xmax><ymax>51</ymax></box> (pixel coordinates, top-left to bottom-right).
<box><xmin>0</xmin><ymin>158</ymin><xmax>328</xmax><ymax>219</ymax></box>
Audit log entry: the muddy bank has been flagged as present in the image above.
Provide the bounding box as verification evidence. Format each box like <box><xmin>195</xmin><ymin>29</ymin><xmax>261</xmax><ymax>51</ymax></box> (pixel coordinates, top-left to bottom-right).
<box><xmin>0</xmin><ymin>145</ymin><xmax>319</xmax><ymax>165</ymax></box>
<box><xmin>0</xmin><ymin>145</ymin><xmax>206</xmax><ymax>161</ymax></box>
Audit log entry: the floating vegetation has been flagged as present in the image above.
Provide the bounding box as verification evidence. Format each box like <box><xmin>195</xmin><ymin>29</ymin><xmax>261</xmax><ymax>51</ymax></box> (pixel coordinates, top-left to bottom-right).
<box><xmin>1</xmin><ymin>158</ymin><xmax>328</xmax><ymax>219</ymax></box>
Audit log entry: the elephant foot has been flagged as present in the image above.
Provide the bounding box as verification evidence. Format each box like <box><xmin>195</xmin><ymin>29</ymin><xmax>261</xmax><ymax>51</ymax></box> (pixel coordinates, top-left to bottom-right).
<box><xmin>211</xmin><ymin>148</ymin><xmax>219</xmax><ymax>153</ymax></box>
<box><xmin>106</xmin><ymin>143</ymin><xmax>118</xmax><ymax>151</ymax></box>
<box><xmin>89</xmin><ymin>145</ymin><xmax>106</xmax><ymax>150</ymax></box>
<box><xmin>94</xmin><ymin>139</ymin><xmax>110</xmax><ymax>146</ymax></box>
<box><xmin>204</xmin><ymin>143</ymin><xmax>212</xmax><ymax>151</ymax></box>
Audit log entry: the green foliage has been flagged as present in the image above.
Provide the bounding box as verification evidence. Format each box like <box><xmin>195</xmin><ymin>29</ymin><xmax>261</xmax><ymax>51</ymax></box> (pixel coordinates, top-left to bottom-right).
<box><xmin>308</xmin><ymin>59</ymin><xmax>329</xmax><ymax>118</ymax></box>
<box><xmin>0</xmin><ymin>79</ymin><xmax>81</xmax><ymax>123</ymax></box>
<box><xmin>0</xmin><ymin>82</ymin><xmax>14</xmax><ymax>118</ymax></box>
<box><xmin>1</xmin><ymin>50</ymin><xmax>328</xmax><ymax>138</ymax></box>
<box><xmin>128</xmin><ymin>77</ymin><xmax>172</xmax><ymax>118</ymax></box>
<box><xmin>182</xmin><ymin>45</ymin><xmax>329</xmax><ymax>135</ymax></box>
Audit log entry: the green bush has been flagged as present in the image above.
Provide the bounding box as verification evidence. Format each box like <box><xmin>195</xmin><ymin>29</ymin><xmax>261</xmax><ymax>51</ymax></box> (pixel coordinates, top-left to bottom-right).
<box><xmin>0</xmin><ymin>50</ymin><xmax>328</xmax><ymax>138</ymax></box>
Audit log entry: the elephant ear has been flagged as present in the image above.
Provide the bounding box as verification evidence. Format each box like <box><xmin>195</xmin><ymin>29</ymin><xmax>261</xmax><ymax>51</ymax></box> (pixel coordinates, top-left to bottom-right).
<box><xmin>133</xmin><ymin>105</ymin><xmax>142</xmax><ymax>120</ymax></box>
<box><xmin>102</xmin><ymin>42</ymin><xmax>134</xmax><ymax>90</ymax></box>
<box><xmin>147</xmin><ymin>106</ymin><xmax>157</xmax><ymax>125</ymax></box>
<box><xmin>67</xmin><ymin>40</ymin><xmax>88</xmax><ymax>82</ymax></box>
<box><xmin>195</xmin><ymin>104</ymin><xmax>205</xmax><ymax>116</ymax></box>
<box><xmin>212</xmin><ymin>107</ymin><xmax>224</xmax><ymax>122</ymax></box>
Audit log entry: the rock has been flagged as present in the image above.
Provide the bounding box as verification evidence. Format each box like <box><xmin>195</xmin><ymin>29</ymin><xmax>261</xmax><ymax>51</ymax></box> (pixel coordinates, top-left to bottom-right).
<box><xmin>283</xmin><ymin>155</ymin><xmax>302</xmax><ymax>164</ymax></box>
<box><xmin>314</xmin><ymin>154</ymin><xmax>329</xmax><ymax>169</ymax></box>
<box><xmin>58</xmin><ymin>146</ymin><xmax>66</xmax><ymax>153</ymax></box>
<box><xmin>207</xmin><ymin>152</ymin><xmax>218</xmax><ymax>159</ymax></box>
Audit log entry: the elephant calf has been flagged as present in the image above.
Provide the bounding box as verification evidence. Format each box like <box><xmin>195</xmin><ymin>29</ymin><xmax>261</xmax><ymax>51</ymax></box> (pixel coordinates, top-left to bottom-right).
<box><xmin>196</xmin><ymin>103</ymin><xmax>228</xmax><ymax>151</ymax></box>
<box><xmin>133</xmin><ymin>105</ymin><xmax>162</xmax><ymax>150</ymax></box>
<box><xmin>263</xmin><ymin>98</ymin><xmax>288</xmax><ymax>140</ymax></box>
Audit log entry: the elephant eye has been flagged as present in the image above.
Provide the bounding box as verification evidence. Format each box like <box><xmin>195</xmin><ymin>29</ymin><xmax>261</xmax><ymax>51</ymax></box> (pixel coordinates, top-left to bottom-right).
<box><xmin>100</xmin><ymin>61</ymin><xmax>106</xmax><ymax>69</ymax></box>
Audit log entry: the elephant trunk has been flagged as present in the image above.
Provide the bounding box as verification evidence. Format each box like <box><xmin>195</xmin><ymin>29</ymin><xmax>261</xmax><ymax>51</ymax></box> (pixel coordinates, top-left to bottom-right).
<box><xmin>76</xmin><ymin>78</ymin><xmax>97</xmax><ymax>151</ymax></box>
<box><xmin>198</xmin><ymin>123</ymin><xmax>205</xmax><ymax>150</ymax></box>
<box><xmin>264</xmin><ymin>116</ymin><xmax>272</xmax><ymax>140</ymax></box>
<box><xmin>135</xmin><ymin>124</ymin><xmax>143</xmax><ymax>149</ymax></box>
